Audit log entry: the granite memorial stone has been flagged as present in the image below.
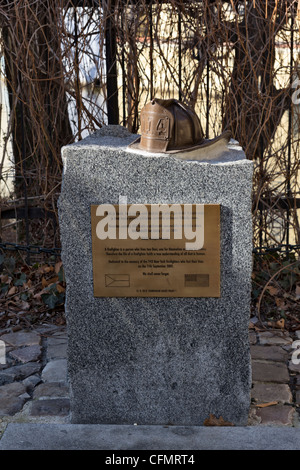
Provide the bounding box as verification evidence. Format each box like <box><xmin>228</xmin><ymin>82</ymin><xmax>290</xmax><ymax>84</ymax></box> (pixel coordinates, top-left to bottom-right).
<box><xmin>58</xmin><ymin>124</ymin><xmax>253</xmax><ymax>425</ymax></box>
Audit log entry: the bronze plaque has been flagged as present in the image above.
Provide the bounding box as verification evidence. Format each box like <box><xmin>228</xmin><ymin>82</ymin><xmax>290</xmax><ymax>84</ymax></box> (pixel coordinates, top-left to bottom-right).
<box><xmin>91</xmin><ymin>204</ymin><xmax>220</xmax><ymax>298</ymax></box>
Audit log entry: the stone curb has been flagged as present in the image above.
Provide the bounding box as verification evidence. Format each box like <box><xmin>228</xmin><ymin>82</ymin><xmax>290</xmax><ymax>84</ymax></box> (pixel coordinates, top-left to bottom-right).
<box><xmin>1</xmin><ymin>423</ymin><xmax>300</xmax><ymax>450</ymax></box>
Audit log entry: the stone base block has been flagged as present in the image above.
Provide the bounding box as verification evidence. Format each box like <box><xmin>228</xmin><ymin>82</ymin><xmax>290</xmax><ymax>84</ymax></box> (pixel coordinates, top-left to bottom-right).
<box><xmin>58</xmin><ymin>126</ymin><xmax>253</xmax><ymax>425</ymax></box>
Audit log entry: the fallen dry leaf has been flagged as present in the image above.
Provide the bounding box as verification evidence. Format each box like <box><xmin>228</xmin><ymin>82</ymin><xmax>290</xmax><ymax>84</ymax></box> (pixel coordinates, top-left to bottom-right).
<box><xmin>266</xmin><ymin>285</ymin><xmax>279</xmax><ymax>296</ymax></box>
<box><xmin>44</xmin><ymin>266</ymin><xmax>54</xmax><ymax>273</ymax></box>
<box><xmin>56</xmin><ymin>284</ymin><xmax>65</xmax><ymax>293</ymax></box>
<box><xmin>203</xmin><ymin>413</ymin><xmax>234</xmax><ymax>426</ymax></box>
<box><xmin>7</xmin><ymin>286</ymin><xmax>17</xmax><ymax>296</ymax></box>
<box><xmin>42</xmin><ymin>276</ymin><xmax>59</xmax><ymax>288</ymax></box>
<box><xmin>267</xmin><ymin>319</ymin><xmax>285</xmax><ymax>329</ymax></box>
<box><xmin>256</xmin><ymin>401</ymin><xmax>278</xmax><ymax>408</ymax></box>
<box><xmin>38</xmin><ymin>265</ymin><xmax>54</xmax><ymax>274</ymax></box>
<box><xmin>55</xmin><ymin>261</ymin><xmax>63</xmax><ymax>274</ymax></box>
<box><xmin>276</xmin><ymin>319</ymin><xmax>285</xmax><ymax>329</ymax></box>
<box><xmin>275</xmin><ymin>297</ymin><xmax>288</xmax><ymax>310</ymax></box>
<box><xmin>0</xmin><ymin>274</ymin><xmax>9</xmax><ymax>283</ymax></box>
<box><xmin>24</xmin><ymin>279</ymin><xmax>32</xmax><ymax>289</ymax></box>
<box><xmin>0</xmin><ymin>258</ymin><xmax>66</xmax><ymax>331</ymax></box>
<box><xmin>21</xmin><ymin>301</ymin><xmax>30</xmax><ymax>310</ymax></box>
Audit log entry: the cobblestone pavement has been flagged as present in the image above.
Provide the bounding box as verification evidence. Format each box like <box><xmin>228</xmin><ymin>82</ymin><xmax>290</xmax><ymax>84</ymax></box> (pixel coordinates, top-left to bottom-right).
<box><xmin>249</xmin><ymin>328</ymin><xmax>300</xmax><ymax>427</ymax></box>
<box><xmin>0</xmin><ymin>323</ymin><xmax>299</xmax><ymax>436</ymax></box>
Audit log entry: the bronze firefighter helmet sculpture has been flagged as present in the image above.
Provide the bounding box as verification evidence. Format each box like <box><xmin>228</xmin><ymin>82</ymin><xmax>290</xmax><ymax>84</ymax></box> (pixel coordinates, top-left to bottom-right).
<box><xmin>129</xmin><ymin>98</ymin><xmax>231</xmax><ymax>154</ymax></box>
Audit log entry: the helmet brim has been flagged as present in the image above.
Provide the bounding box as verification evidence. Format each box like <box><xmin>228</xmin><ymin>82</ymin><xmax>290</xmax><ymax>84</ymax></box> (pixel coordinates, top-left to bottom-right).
<box><xmin>128</xmin><ymin>130</ymin><xmax>231</xmax><ymax>154</ymax></box>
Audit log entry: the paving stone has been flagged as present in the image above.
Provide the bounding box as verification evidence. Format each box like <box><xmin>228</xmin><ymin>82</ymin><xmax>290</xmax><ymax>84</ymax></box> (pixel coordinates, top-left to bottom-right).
<box><xmin>0</xmin><ymin>397</ymin><xmax>27</xmax><ymax>415</ymax></box>
<box><xmin>48</xmin><ymin>332</ymin><xmax>67</xmax><ymax>340</ymax></box>
<box><xmin>46</xmin><ymin>339</ymin><xmax>67</xmax><ymax>361</ymax></box>
<box><xmin>252</xmin><ymin>360</ymin><xmax>290</xmax><ymax>383</ymax></box>
<box><xmin>18</xmin><ymin>392</ymin><xmax>31</xmax><ymax>401</ymax></box>
<box><xmin>248</xmin><ymin>406</ymin><xmax>262</xmax><ymax>425</ymax></box>
<box><xmin>0</xmin><ymin>382</ymin><xmax>26</xmax><ymax>397</ymax></box>
<box><xmin>0</xmin><ymin>331</ymin><xmax>41</xmax><ymax>347</ymax></box>
<box><xmin>22</xmin><ymin>375</ymin><xmax>42</xmax><ymax>392</ymax></box>
<box><xmin>255</xmin><ymin>405</ymin><xmax>296</xmax><ymax>426</ymax></box>
<box><xmin>257</xmin><ymin>331</ymin><xmax>293</xmax><ymax>346</ymax></box>
<box><xmin>33</xmin><ymin>382</ymin><xmax>69</xmax><ymax>399</ymax></box>
<box><xmin>0</xmin><ymin>347</ymin><xmax>15</xmax><ymax>361</ymax></box>
<box><xmin>249</xmin><ymin>331</ymin><xmax>257</xmax><ymax>345</ymax></box>
<box><xmin>30</xmin><ymin>398</ymin><xmax>70</xmax><ymax>416</ymax></box>
<box><xmin>250</xmin><ymin>345</ymin><xmax>289</xmax><ymax>362</ymax></box>
<box><xmin>288</xmin><ymin>360</ymin><xmax>300</xmax><ymax>374</ymax></box>
<box><xmin>0</xmin><ymin>363</ymin><xmax>41</xmax><ymax>386</ymax></box>
<box><xmin>0</xmin><ymin>382</ymin><xmax>28</xmax><ymax>416</ymax></box>
<box><xmin>9</xmin><ymin>345</ymin><xmax>41</xmax><ymax>363</ymax></box>
<box><xmin>296</xmin><ymin>390</ymin><xmax>300</xmax><ymax>405</ymax></box>
<box><xmin>282</xmin><ymin>345</ymin><xmax>294</xmax><ymax>354</ymax></box>
<box><xmin>41</xmin><ymin>359</ymin><xmax>67</xmax><ymax>383</ymax></box>
<box><xmin>251</xmin><ymin>383</ymin><xmax>292</xmax><ymax>404</ymax></box>
<box><xmin>33</xmin><ymin>324</ymin><xmax>62</xmax><ymax>335</ymax></box>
